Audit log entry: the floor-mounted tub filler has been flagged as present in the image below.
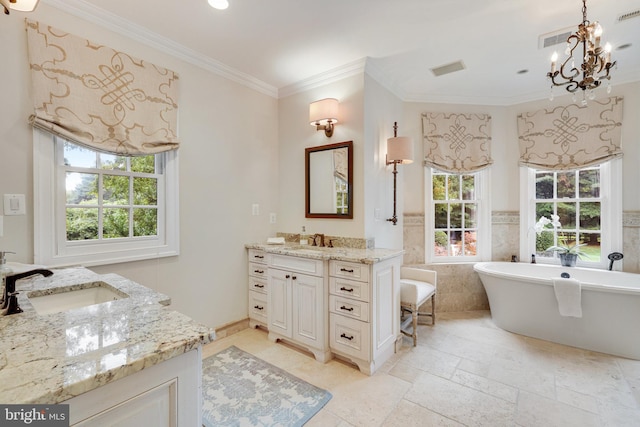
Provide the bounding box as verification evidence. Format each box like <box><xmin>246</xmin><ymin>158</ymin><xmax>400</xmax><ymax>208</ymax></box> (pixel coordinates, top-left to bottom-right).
<box><xmin>474</xmin><ymin>262</ymin><xmax>640</xmax><ymax>360</ymax></box>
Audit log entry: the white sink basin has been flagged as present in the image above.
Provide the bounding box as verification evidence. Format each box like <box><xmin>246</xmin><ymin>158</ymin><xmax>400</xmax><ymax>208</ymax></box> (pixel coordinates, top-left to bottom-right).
<box><xmin>28</xmin><ymin>283</ymin><xmax>128</xmax><ymax>315</ymax></box>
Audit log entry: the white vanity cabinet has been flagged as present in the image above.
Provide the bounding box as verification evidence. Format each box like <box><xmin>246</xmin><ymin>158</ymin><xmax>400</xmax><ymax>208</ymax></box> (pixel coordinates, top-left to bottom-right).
<box><xmin>266</xmin><ymin>253</ymin><xmax>331</xmax><ymax>362</ymax></box>
<box><xmin>248</xmin><ymin>249</ymin><xmax>268</xmax><ymax>328</ymax></box>
<box><xmin>65</xmin><ymin>348</ymin><xmax>201</xmax><ymax>426</ymax></box>
<box><xmin>328</xmin><ymin>256</ymin><xmax>401</xmax><ymax>375</ymax></box>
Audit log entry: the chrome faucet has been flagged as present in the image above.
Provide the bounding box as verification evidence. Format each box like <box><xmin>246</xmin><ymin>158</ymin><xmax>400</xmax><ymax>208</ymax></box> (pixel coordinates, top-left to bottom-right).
<box><xmin>1</xmin><ymin>269</ymin><xmax>53</xmax><ymax>315</ymax></box>
<box><xmin>607</xmin><ymin>252</ymin><xmax>623</xmax><ymax>271</ymax></box>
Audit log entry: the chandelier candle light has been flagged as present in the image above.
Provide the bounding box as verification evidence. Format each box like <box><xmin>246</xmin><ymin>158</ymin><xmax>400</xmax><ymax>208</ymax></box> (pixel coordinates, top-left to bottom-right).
<box><xmin>547</xmin><ymin>0</ymin><xmax>616</xmax><ymax>102</ymax></box>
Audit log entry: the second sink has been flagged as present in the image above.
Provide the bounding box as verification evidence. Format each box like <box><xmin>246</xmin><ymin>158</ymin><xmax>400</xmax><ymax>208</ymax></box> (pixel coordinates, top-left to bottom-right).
<box><xmin>27</xmin><ymin>282</ymin><xmax>128</xmax><ymax>315</ymax></box>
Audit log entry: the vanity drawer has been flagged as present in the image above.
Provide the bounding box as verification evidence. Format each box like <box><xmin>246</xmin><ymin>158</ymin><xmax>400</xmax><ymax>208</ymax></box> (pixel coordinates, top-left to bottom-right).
<box><xmin>330</xmin><ymin>277</ymin><xmax>370</xmax><ymax>302</ymax></box>
<box><xmin>249</xmin><ymin>290</ymin><xmax>268</xmax><ymax>324</ymax></box>
<box><xmin>249</xmin><ymin>277</ymin><xmax>267</xmax><ymax>294</ymax></box>
<box><xmin>329</xmin><ymin>295</ymin><xmax>369</xmax><ymax>322</ymax></box>
<box><xmin>329</xmin><ymin>313</ymin><xmax>370</xmax><ymax>361</ymax></box>
<box><xmin>248</xmin><ymin>249</ymin><xmax>267</xmax><ymax>264</ymax></box>
<box><xmin>268</xmin><ymin>254</ymin><xmax>324</xmax><ymax>276</ymax></box>
<box><xmin>249</xmin><ymin>262</ymin><xmax>267</xmax><ymax>279</ymax></box>
<box><xmin>330</xmin><ymin>260</ymin><xmax>369</xmax><ymax>283</ymax></box>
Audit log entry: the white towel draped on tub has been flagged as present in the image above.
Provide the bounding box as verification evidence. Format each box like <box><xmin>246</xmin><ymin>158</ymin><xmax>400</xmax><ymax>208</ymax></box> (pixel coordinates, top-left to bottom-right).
<box><xmin>553</xmin><ymin>278</ymin><xmax>582</xmax><ymax>318</ymax></box>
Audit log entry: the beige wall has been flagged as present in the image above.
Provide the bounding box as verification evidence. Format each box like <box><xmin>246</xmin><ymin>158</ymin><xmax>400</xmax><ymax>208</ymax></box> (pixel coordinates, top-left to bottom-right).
<box><xmin>401</xmin><ymin>81</ymin><xmax>640</xmax><ymax>214</ymax></box>
<box><xmin>2</xmin><ymin>5</ymin><xmax>638</xmax><ymax>326</ymax></box>
<box><xmin>0</xmin><ymin>5</ymin><xmax>279</xmax><ymax>328</ymax></box>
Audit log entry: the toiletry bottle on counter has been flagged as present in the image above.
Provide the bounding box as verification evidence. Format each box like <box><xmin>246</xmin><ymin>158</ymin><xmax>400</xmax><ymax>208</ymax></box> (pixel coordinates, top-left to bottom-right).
<box><xmin>300</xmin><ymin>226</ymin><xmax>308</xmax><ymax>245</ymax></box>
<box><xmin>0</xmin><ymin>251</ymin><xmax>15</xmax><ymax>306</ymax></box>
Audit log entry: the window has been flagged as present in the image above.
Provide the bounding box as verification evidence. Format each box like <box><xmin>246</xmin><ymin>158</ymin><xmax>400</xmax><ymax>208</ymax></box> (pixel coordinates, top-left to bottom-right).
<box><xmin>335</xmin><ymin>176</ymin><xmax>348</xmax><ymax>214</ymax></box>
<box><xmin>520</xmin><ymin>160</ymin><xmax>621</xmax><ymax>268</ymax></box>
<box><xmin>34</xmin><ymin>131</ymin><xmax>179</xmax><ymax>267</ymax></box>
<box><xmin>425</xmin><ymin>168</ymin><xmax>490</xmax><ymax>262</ymax></box>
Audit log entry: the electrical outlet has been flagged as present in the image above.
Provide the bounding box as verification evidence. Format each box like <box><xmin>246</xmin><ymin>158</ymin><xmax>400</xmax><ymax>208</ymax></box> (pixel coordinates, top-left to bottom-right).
<box><xmin>252</xmin><ymin>204</ymin><xmax>260</xmax><ymax>216</ymax></box>
<box><xmin>270</xmin><ymin>213</ymin><xmax>277</xmax><ymax>224</ymax></box>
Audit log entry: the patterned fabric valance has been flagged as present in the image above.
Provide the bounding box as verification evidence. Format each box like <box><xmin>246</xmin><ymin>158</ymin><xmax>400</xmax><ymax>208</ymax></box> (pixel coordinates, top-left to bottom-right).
<box><xmin>517</xmin><ymin>96</ymin><xmax>623</xmax><ymax>171</ymax></box>
<box><xmin>26</xmin><ymin>20</ymin><xmax>179</xmax><ymax>155</ymax></box>
<box><xmin>422</xmin><ymin>113</ymin><xmax>493</xmax><ymax>173</ymax></box>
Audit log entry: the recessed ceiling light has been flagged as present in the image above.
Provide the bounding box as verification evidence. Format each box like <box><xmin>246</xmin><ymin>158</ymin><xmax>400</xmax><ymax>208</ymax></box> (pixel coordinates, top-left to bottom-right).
<box><xmin>517</xmin><ymin>69</ymin><xmax>529</xmax><ymax>75</ymax></box>
<box><xmin>208</xmin><ymin>0</ymin><xmax>229</xmax><ymax>10</ymax></box>
<box><xmin>617</xmin><ymin>43</ymin><xmax>632</xmax><ymax>50</ymax></box>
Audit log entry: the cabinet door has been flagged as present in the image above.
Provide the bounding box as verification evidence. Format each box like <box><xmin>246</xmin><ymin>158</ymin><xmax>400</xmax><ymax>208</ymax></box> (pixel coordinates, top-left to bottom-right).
<box><xmin>267</xmin><ymin>269</ymin><xmax>292</xmax><ymax>338</ymax></box>
<box><xmin>292</xmin><ymin>273</ymin><xmax>324</xmax><ymax>349</ymax></box>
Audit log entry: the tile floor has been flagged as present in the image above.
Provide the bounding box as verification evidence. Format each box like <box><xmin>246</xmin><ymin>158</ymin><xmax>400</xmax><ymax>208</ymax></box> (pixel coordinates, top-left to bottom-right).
<box><xmin>202</xmin><ymin>311</ymin><xmax>640</xmax><ymax>426</ymax></box>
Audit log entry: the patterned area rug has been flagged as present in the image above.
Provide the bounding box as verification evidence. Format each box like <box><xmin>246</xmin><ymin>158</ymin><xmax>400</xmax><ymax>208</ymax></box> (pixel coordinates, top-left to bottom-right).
<box><xmin>202</xmin><ymin>346</ymin><xmax>332</xmax><ymax>427</ymax></box>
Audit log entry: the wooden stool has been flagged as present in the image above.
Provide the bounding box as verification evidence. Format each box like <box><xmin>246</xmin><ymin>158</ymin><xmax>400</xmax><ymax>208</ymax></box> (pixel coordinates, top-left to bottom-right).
<box><xmin>400</xmin><ymin>267</ymin><xmax>437</xmax><ymax>346</ymax></box>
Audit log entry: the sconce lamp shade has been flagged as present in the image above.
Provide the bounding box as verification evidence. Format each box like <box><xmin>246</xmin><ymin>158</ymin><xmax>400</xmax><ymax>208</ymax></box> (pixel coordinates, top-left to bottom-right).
<box><xmin>309</xmin><ymin>98</ymin><xmax>339</xmax><ymax>126</ymax></box>
<box><xmin>387</xmin><ymin>136</ymin><xmax>414</xmax><ymax>164</ymax></box>
<box><xmin>2</xmin><ymin>0</ymin><xmax>39</xmax><ymax>12</ymax></box>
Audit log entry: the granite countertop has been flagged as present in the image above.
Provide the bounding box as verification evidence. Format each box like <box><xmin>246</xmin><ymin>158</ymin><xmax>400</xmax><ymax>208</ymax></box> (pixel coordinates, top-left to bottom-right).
<box><xmin>0</xmin><ymin>266</ymin><xmax>215</xmax><ymax>404</ymax></box>
<box><xmin>245</xmin><ymin>243</ymin><xmax>404</xmax><ymax>264</ymax></box>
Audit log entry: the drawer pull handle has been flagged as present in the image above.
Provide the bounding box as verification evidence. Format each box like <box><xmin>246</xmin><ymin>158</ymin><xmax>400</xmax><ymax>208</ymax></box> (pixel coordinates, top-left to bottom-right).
<box><xmin>254</xmin><ymin>305</ymin><xmax>264</xmax><ymax>310</ymax></box>
<box><xmin>286</xmin><ymin>274</ymin><xmax>290</xmax><ymax>279</ymax></box>
<box><xmin>254</xmin><ymin>255</ymin><xmax>264</xmax><ymax>259</ymax></box>
<box><xmin>292</xmin><ymin>276</ymin><xmax>297</xmax><ymax>280</ymax></box>
<box><xmin>339</xmin><ymin>287</ymin><xmax>354</xmax><ymax>292</ymax></box>
<box><xmin>340</xmin><ymin>305</ymin><xmax>354</xmax><ymax>312</ymax></box>
<box><xmin>340</xmin><ymin>333</ymin><xmax>354</xmax><ymax>341</ymax></box>
<box><xmin>254</xmin><ymin>284</ymin><xmax>264</xmax><ymax>288</ymax></box>
<box><xmin>254</xmin><ymin>269</ymin><xmax>264</xmax><ymax>274</ymax></box>
<box><xmin>340</xmin><ymin>268</ymin><xmax>355</xmax><ymax>273</ymax></box>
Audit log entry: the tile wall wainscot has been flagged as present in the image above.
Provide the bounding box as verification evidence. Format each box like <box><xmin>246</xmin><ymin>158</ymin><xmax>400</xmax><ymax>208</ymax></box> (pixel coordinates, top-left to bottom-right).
<box><xmin>277</xmin><ymin>232</ymin><xmax>375</xmax><ymax>249</ymax></box>
<box><xmin>403</xmin><ymin>212</ymin><xmax>640</xmax><ymax>312</ymax></box>
<box><xmin>623</xmin><ymin>211</ymin><xmax>640</xmax><ymax>273</ymax></box>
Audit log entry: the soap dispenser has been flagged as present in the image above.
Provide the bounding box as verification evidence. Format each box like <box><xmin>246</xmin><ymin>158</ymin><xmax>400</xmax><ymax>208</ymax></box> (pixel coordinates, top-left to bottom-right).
<box><xmin>0</xmin><ymin>251</ymin><xmax>15</xmax><ymax>307</ymax></box>
<box><xmin>300</xmin><ymin>226</ymin><xmax>308</xmax><ymax>245</ymax></box>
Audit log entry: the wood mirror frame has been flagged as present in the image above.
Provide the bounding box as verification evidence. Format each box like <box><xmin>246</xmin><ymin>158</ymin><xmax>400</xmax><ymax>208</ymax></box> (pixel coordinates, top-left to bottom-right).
<box><xmin>305</xmin><ymin>141</ymin><xmax>353</xmax><ymax>219</ymax></box>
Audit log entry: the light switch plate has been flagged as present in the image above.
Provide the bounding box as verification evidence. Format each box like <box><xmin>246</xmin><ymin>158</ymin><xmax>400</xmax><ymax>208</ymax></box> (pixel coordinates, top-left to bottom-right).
<box><xmin>3</xmin><ymin>194</ymin><xmax>26</xmax><ymax>216</ymax></box>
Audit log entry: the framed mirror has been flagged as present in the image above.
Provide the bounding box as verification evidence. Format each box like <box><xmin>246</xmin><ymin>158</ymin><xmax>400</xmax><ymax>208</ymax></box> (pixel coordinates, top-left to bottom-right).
<box><xmin>305</xmin><ymin>141</ymin><xmax>353</xmax><ymax>219</ymax></box>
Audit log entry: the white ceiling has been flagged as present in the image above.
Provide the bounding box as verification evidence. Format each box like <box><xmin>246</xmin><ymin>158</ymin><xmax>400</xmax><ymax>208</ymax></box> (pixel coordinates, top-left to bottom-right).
<box><xmin>47</xmin><ymin>0</ymin><xmax>640</xmax><ymax>105</ymax></box>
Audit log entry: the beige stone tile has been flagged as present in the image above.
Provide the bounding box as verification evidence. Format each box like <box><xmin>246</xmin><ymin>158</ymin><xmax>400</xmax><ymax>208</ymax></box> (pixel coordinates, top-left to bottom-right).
<box><xmin>324</xmin><ymin>373</ymin><xmax>411</xmax><ymax>427</ymax></box>
<box><xmin>433</xmin><ymin>332</ymin><xmax>497</xmax><ymax>365</ymax></box>
<box><xmin>388</xmin><ymin>361</ymin><xmax>424</xmax><ymax>384</ymax></box>
<box><xmin>487</xmin><ymin>356</ymin><xmax>556</xmax><ymax>398</ymax></box>
<box><xmin>406</xmin><ymin>371</ymin><xmax>516</xmax><ymax>426</ymax></box>
<box><xmin>597</xmin><ymin>400</ymin><xmax>640</xmax><ymax>427</ymax></box>
<box><xmin>398</xmin><ymin>344</ymin><xmax>461</xmax><ymax>379</ymax></box>
<box><xmin>516</xmin><ymin>390</ymin><xmax>601</xmax><ymax>427</ymax></box>
<box><xmin>555</xmin><ymin>386</ymin><xmax>599</xmax><ymax>414</ymax></box>
<box><xmin>456</xmin><ymin>357</ymin><xmax>491</xmax><ymax>377</ymax></box>
<box><xmin>451</xmin><ymin>369</ymin><xmax>518</xmax><ymax>403</ymax></box>
<box><xmin>381</xmin><ymin>399</ymin><xmax>464</xmax><ymax>427</ymax></box>
<box><xmin>554</xmin><ymin>354</ymin><xmax>637</xmax><ymax>409</ymax></box>
<box><xmin>306</xmin><ymin>408</ymin><xmax>354</xmax><ymax>427</ymax></box>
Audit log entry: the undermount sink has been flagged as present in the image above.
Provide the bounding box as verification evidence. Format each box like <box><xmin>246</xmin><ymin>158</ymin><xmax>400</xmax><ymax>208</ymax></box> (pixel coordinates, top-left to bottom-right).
<box><xmin>27</xmin><ymin>282</ymin><xmax>128</xmax><ymax>315</ymax></box>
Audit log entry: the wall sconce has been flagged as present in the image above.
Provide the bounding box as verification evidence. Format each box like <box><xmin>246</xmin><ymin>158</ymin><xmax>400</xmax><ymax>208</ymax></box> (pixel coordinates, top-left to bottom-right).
<box><xmin>386</xmin><ymin>121</ymin><xmax>413</xmax><ymax>226</ymax></box>
<box><xmin>1</xmin><ymin>0</ymin><xmax>39</xmax><ymax>15</ymax></box>
<box><xmin>309</xmin><ymin>98</ymin><xmax>339</xmax><ymax>137</ymax></box>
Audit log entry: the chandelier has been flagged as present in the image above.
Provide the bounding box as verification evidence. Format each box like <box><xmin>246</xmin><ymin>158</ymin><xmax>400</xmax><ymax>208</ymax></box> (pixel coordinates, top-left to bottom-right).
<box><xmin>547</xmin><ymin>0</ymin><xmax>616</xmax><ymax>100</ymax></box>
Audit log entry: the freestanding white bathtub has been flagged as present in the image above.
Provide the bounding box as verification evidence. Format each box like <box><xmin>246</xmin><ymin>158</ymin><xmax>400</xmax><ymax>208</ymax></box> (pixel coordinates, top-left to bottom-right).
<box><xmin>474</xmin><ymin>262</ymin><xmax>640</xmax><ymax>360</ymax></box>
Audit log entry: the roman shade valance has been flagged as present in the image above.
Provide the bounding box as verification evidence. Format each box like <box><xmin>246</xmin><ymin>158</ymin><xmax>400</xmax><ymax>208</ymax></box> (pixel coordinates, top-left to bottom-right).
<box><xmin>517</xmin><ymin>96</ymin><xmax>623</xmax><ymax>171</ymax></box>
<box><xmin>26</xmin><ymin>20</ymin><xmax>179</xmax><ymax>155</ymax></box>
<box><xmin>422</xmin><ymin>113</ymin><xmax>493</xmax><ymax>173</ymax></box>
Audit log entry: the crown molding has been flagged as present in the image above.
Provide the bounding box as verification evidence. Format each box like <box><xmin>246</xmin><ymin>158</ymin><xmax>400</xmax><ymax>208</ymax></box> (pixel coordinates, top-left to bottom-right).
<box><xmin>278</xmin><ymin>58</ymin><xmax>367</xmax><ymax>98</ymax></box>
<box><xmin>42</xmin><ymin>0</ymin><xmax>278</xmax><ymax>98</ymax></box>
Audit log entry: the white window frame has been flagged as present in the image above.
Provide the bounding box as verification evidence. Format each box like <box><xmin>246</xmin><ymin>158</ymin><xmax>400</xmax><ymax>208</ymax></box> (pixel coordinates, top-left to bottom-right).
<box><xmin>34</xmin><ymin>129</ymin><xmax>180</xmax><ymax>267</ymax></box>
<box><xmin>424</xmin><ymin>167</ymin><xmax>491</xmax><ymax>263</ymax></box>
<box><xmin>519</xmin><ymin>159</ymin><xmax>622</xmax><ymax>270</ymax></box>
